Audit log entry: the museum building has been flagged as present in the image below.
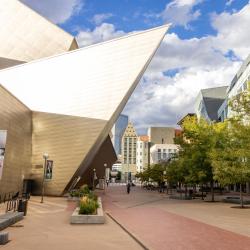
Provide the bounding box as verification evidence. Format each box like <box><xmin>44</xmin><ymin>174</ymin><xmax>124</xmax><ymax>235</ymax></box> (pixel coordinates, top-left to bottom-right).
<box><xmin>0</xmin><ymin>0</ymin><xmax>169</xmax><ymax>196</ymax></box>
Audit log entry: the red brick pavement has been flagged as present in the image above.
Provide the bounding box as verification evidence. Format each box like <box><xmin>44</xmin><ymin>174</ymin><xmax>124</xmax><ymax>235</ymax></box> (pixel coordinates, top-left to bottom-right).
<box><xmin>102</xmin><ymin>187</ymin><xmax>250</xmax><ymax>250</ymax></box>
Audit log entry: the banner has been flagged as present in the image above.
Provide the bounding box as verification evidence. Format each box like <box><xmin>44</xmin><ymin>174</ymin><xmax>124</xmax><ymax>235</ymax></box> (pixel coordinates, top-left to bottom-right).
<box><xmin>45</xmin><ymin>160</ymin><xmax>53</xmax><ymax>180</ymax></box>
<box><xmin>0</xmin><ymin>130</ymin><xmax>7</xmax><ymax>180</ymax></box>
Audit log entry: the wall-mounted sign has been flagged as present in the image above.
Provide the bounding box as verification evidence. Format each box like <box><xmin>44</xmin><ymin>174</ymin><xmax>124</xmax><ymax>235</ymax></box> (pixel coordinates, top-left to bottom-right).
<box><xmin>45</xmin><ymin>160</ymin><xmax>53</xmax><ymax>180</ymax></box>
<box><xmin>0</xmin><ymin>130</ymin><xmax>7</xmax><ymax>180</ymax></box>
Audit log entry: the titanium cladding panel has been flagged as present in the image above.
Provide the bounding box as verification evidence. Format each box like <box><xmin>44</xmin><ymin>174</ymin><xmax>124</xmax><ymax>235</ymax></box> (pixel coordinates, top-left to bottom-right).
<box><xmin>0</xmin><ymin>25</ymin><xmax>170</xmax><ymax>122</ymax></box>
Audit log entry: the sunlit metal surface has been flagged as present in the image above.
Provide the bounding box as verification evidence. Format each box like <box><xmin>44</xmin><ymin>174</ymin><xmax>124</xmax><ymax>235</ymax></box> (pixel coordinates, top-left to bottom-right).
<box><xmin>0</xmin><ymin>25</ymin><xmax>169</xmax><ymax>121</ymax></box>
<box><xmin>0</xmin><ymin>0</ymin><xmax>77</xmax><ymax>63</ymax></box>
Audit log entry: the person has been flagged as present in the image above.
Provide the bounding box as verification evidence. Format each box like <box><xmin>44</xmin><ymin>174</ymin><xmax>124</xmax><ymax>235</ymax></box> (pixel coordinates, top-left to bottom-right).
<box><xmin>106</xmin><ymin>179</ymin><xmax>109</xmax><ymax>187</ymax></box>
<box><xmin>127</xmin><ymin>182</ymin><xmax>131</xmax><ymax>194</ymax></box>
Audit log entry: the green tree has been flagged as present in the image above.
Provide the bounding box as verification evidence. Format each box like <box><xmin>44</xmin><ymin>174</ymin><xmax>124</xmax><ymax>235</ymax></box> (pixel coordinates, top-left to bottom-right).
<box><xmin>211</xmin><ymin>88</ymin><xmax>250</xmax><ymax>207</ymax></box>
<box><xmin>175</xmin><ymin>116</ymin><xmax>217</xmax><ymax>201</ymax></box>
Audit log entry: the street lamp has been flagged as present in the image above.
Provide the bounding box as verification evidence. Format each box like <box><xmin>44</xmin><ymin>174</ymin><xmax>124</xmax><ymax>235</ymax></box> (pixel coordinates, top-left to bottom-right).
<box><xmin>104</xmin><ymin>163</ymin><xmax>107</xmax><ymax>194</ymax></box>
<box><xmin>93</xmin><ymin>168</ymin><xmax>96</xmax><ymax>190</ymax></box>
<box><xmin>41</xmin><ymin>153</ymin><xmax>49</xmax><ymax>203</ymax></box>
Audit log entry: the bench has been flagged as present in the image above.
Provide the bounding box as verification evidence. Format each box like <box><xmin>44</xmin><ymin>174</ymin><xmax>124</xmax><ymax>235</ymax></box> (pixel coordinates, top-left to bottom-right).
<box><xmin>0</xmin><ymin>212</ymin><xmax>24</xmax><ymax>231</ymax></box>
<box><xmin>223</xmin><ymin>196</ymin><xmax>250</xmax><ymax>205</ymax></box>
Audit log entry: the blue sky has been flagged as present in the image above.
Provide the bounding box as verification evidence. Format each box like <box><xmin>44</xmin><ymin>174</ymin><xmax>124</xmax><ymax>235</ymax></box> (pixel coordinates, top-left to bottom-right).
<box><xmin>22</xmin><ymin>0</ymin><xmax>250</xmax><ymax>134</ymax></box>
<box><xmin>59</xmin><ymin>0</ymin><xmax>248</xmax><ymax>39</ymax></box>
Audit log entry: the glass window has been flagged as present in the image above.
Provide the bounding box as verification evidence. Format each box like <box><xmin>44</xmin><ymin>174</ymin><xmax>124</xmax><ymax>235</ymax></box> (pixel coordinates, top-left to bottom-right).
<box><xmin>158</xmin><ymin>153</ymin><xmax>161</xmax><ymax>160</ymax></box>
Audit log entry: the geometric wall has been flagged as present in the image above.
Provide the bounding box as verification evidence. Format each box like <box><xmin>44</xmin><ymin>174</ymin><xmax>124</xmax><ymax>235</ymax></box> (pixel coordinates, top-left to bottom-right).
<box><xmin>0</xmin><ymin>85</ymin><xmax>32</xmax><ymax>195</ymax></box>
<box><xmin>0</xmin><ymin>0</ymin><xmax>78</xmax><ymax>65</ymax></box>
<box><xmin>0</xmin><ymin>25</ymin><xmax>170</xmax><ymax>196</ymax></box>
<box><xmin>31</xmin><ymin>111</ymin><xmax>107</xmax><ymax>196</ymax></box>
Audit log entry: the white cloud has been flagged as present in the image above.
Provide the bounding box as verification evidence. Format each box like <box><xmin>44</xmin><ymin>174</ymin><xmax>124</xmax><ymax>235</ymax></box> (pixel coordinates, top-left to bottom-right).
<box><xmin>161</xmin><ymin>0</ymin><xmax>203</xmax><ymax>28</ymax></box>
<box><xmin>124</xmin><ymin>38</ymin><xmax>241</xmax><ymax>133</ymax></box>
<box><xmin>21</xmin><ymin>0</ymin><xmax>84</xmax><ymax>24</ymax></box>
<box><xmin>92</xmin><ymin>13</ymin><xmax>113</xmax><ymax>25</ymax></box>
<box><xmin>211</xmin><ymin>3</ymin><xmax>250</xmax><ymax>59</ymax></box>
<box><xmin>76</xmin><ymin>23</ymin><xmax>125</xmax><ymax>47</ymax></box>
<box><xmin>226</xmin><ymin>0</ymin><xmax>235</xmax><ymax>7</ymax></box>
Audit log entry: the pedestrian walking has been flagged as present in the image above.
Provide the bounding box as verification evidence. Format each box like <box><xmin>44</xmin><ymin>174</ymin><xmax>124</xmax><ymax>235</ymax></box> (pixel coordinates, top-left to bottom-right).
<box><xmin>127</xmin><ymin>182</ymin><xmax>131</xmax><ymax>194</ymax></box>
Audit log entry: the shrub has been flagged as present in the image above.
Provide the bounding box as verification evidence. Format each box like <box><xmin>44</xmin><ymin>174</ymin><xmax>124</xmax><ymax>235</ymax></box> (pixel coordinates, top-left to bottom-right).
<box><xmin>79</xmin><ymin>196</ymin><xmax>99</xmax><ymax>215</ymax></box>
<box><xmin>87</xmin><ymin>191</ymin><xmax>98</xmax><ymax>201</ymax></box>
<box><xmin>79</xmin><ymin>184</ymin><xmax>90</xmax><ymax>196</ymax></box>
<box><xmin>69</xmin><ymin>190</ymin><xmax>80</xmax><ymax>197</ymax></box>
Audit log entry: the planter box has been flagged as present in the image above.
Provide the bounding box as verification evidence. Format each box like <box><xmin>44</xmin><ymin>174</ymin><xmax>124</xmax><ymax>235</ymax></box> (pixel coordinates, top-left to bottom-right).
<box><xmin>70</xmin><ymin>197</ymin><xmax>105</xmax><ymax>224</ymax></box>
<box><xmin>67</xmin><ymin>196</ymin><xmax>80</xmax><ymax>202</ymax></box>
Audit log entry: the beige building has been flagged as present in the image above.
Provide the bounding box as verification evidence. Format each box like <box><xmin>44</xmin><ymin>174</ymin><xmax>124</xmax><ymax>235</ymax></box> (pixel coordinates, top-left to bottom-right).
<box><xmin>148</xmin><ymin>127</ymin><xmax>176</xmax><ymax>145</ymax></box>
<box><xmin>0</xmin><ymin>1</ymin><xmax>170</xmax><ymax>196</ymax></box>
<box><xmin>0</xmin><ymin>0</ymin><xmax>78</xmax><ymax>68</ymax></box>
<box><xmin>121</xmin><ymin>123</ymin><xmax>138</xmax><ymax>180</ymax></box>
<box><xmin>150</xmin><ymin>144</ymin><xmax>179</xmax><ymax>164</ymax></box>
<box><xmin>136</xmin><ymin>136</ymin><xmax>149</xmax><ymax>172</ymax></box>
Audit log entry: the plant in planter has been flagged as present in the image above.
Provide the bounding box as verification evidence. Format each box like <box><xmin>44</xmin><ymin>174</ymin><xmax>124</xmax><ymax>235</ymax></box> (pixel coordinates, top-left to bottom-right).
<box><xmin>87</xmin><ymin>191</ymin><xmax>98</xmax><ymax>201</ymax></box>
<box><xmin>69</xmin><ymin>190</ymin><xmax>81</xmax><ymax>197</ymax></box>
<box><xmin>79</xmin><ymin>196</ymin><xmax>99</xmax><ymax>215</ymax></box>
<box><xmin>79</xmin><ymin>185</ymin><xmax>90</xmax><ymax>196</ymax></box>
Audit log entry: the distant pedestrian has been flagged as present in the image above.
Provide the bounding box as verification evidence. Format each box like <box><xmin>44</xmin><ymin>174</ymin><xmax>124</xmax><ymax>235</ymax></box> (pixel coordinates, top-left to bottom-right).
<box><xmin>127</xmin><ymin>182</ymin><xmax>131</xmax><ymax>194</ymax></box>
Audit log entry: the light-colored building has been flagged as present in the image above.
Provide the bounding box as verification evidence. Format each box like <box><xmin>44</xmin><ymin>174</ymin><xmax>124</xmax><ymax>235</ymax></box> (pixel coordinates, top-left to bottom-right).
<box><xmin>112</xmin><ymin>163</ymin><xmax>122</xmax><ymax>172</ymax></box>
<box><xmin>148</xmin><ymin>127</ymin><xmax>176</xmax><ymax>145</ymax></box>
<box><xmin>195</xmin><ymin>86</ymin><xmax>228</xmax><ymax>122</ymax></box>
<box><xmin>111</xmin><ymin>114</ymin><xmax>129</xmax><ymax>156</ymax></box>
<box><xmin>218</xmin><ymin>55</ymin><xmax>250</xmax><ymax>122</ymax></box>
<box><xmin>0</xmin><ymin>0</ymin><xmax>78</xmax><ymax>68</ymax></box>
<box><xmin>0</xmin><ymin>1</ymin><xmax>170</xmax><ymax>196</ymax></box>
<box><xmin>136</xmin><ymin>135</ymin><xmax>149</xmax><ymax>172</ymax></box>
<box><xmin>121</xmin><ymin>122</ymin><xmax>138</xmax><ymax>180</ymax></box>
<box><xmin>150</xmin><ymin>144</ymin><xmax>179</xmax><ymax>164</ymax></box>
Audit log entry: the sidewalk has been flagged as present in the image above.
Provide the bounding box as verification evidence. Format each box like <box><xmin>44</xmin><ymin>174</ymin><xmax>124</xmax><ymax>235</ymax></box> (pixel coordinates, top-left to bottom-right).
<box><xmin>0</xmin><ymin>196</ymin><xmax>142</xmax><ymax>250</ymax></box>
<box><xmin>101</xmin><ymin>185</ymin><xmax>250</xmax><ymax>250</ymax></box>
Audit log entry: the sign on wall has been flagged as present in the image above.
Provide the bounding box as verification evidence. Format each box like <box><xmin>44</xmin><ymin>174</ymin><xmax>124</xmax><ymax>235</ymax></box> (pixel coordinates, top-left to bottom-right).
<box><xmin>0</xmin><ymin>130</ymin><xmax>7</xmax><ymax>180</ymax></box>
<box><xmin>45</xmin><ymin>160</ymin><xmax>53</xmax><ymax>180</ymax></box>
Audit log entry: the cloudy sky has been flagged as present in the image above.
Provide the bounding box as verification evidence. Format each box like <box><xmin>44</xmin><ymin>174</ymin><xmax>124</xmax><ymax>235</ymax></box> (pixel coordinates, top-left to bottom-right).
<box><xmin>22</xmin><ymin>0</ymin><xmax>250</xmax><ymax>134</ymax></box>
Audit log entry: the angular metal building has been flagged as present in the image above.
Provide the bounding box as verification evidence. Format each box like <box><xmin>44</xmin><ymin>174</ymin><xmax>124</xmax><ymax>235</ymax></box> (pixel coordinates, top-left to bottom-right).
<box><xmin>0</xmin><ymin>0</ymin><xmax>78</xmax><ymax>69</ymax></box>
<box><xmin>0</xmin><ymin>1</ymin><xmax>170</xmax><ymax>196</ymax></box>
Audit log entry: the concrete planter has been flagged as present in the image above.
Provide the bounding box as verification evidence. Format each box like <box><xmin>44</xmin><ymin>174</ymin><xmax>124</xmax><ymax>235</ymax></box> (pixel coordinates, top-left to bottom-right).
<box><xmin>67</xmin><ymin>196</ymin><xmax>80</xmax><ymax>202</ymax></box>
<box><xmin>70</xmin><ymin>197</ymin><xmax>105</xmax><ymax>224</ymax></box>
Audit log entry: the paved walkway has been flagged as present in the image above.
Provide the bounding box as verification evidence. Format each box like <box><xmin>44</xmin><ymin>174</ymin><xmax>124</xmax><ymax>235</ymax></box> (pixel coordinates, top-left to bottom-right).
<box><xmin>101</xmin><ymin>186</ymin><xmax>250</xmax><ymax>250</ymax></box>
<box><xmin>0</xmin><ymin>196</ymin><xmax>142</xmax><ymax>250</ymax></box>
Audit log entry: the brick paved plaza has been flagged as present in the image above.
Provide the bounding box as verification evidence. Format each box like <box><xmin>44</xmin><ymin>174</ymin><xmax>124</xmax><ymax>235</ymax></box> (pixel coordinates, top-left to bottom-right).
<box><xmin>1</xmin><ymin>186</ymin><xmax>250</xmax><ymax>250</ymax></box>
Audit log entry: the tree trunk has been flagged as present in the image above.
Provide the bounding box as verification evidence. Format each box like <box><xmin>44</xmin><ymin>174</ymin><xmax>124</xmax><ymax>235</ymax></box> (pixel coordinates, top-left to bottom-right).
<box><xmin>185</xmin><ymin>184</ymin><xmax>187</xmax><ymax>199</ymax></box>
<box><xmin>211</xmin><ymin>181</ymin><xmax>214</xmax><ymax>202</ymax></box>
<box><xmin>240</xmin><ymin>183</ymin><xmax>244</xmax><ymax>208</ymax></box>
<box><xmin>201</xmin><ymin>184</ymin><xmax>204</xmax><ymax>200</ymax></box>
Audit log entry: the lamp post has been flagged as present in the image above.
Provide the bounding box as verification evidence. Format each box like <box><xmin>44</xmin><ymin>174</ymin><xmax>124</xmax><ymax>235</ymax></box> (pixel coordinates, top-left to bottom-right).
<box><xmin>41</xmin><ymin>153</ymin><xmax>49</xmax><ymax>203</ymax></box>
<box><xmin>104</xmin><ymin>163</ymin><xmax>107</xmax><ymax>194</ymax></box>
<box><xmin>93</xmin><ymin>168</ymin><xmax>96</xmax><ymax>191</ymax></box>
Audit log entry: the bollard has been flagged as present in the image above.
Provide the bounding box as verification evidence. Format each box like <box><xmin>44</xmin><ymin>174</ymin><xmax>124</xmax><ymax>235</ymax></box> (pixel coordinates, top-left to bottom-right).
<box><xmin>0</xmin><ymin>232</ymin><xmax>9</xmax><ymax>245</ymax></box>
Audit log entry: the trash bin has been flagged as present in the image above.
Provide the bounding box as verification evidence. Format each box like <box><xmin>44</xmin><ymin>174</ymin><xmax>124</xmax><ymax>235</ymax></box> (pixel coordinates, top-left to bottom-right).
<box><xmin>18</xmin><ymin>199</ymin><xmax>28</xmax><ymax>216</ymax></box>
<box><xmin>189</xmin><ymin>189</ymin><xmax>193</xmax><ymax>198</ymax></box>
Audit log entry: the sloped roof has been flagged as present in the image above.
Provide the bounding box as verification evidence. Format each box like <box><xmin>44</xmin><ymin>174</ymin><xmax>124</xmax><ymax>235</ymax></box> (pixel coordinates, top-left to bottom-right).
<box><xmin>201</xmin><ymin>86</ymin><xmax>227</xmax><ymax>121</ymax></box>
<box><xmin>123</xmin><ymin>122</ymin><xmax>137</xmax><ymax>137</ymax></box>
<box><xmin>0</xmin><ymin>25</ymin><xmax>170</xmax><ymax>122</ymax></box>
<box><xmin>138</xmin><ymin>135</ymin><xmax>149</xmax><ymax>142</ymax></box>
<box><xmin>0</xmin><ymin>0</ymin><xmax>77</xmax><ymax>62</ymax></box>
